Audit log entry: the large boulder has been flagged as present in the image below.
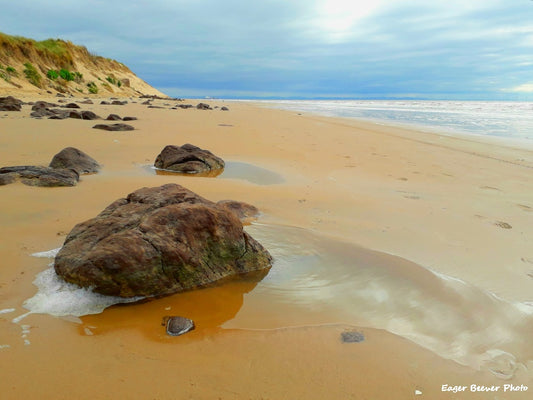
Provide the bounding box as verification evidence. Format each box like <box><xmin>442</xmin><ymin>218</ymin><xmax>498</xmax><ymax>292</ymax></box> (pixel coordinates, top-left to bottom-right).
<box><xmin>0</xmin><ymin>166</ymin><xmax>79</xmax><ymax>187</ymax></box>
<box><xmin>54</xmin><ymin>184</ymin><xmax>272</xmax><ymax>298</ymax></box>
<box><xmin>49</xmin><ymin>147</ymin><xmax>100</xmax><ymax>174</ymax></box>
<box><xmin>0</xmin><ymin>96</ymin><xmax>23</xmax><ymax>111</ymax></box>
<box><xmin>154</xmin><ymin>144</ymin><xmax>224</xmax><ymax>174</ymax></box>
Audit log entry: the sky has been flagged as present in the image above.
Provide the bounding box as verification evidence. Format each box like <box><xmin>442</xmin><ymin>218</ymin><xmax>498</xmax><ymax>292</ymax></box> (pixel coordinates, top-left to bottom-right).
<box><xmin>1</xmin><ymin>0</ymin><xmax>533</xmax><ymax>99</ymax></box>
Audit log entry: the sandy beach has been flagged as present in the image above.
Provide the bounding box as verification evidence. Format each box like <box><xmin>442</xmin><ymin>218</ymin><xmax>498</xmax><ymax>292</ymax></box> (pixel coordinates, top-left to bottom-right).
<box><xmin>1</xmin><ymin>97</ymin><xmax>532</xmax><ymax>399</ymax></box>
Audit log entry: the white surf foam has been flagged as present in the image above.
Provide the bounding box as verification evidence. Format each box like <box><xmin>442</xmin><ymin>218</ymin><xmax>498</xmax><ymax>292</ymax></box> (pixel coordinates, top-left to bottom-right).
<box><xmin>22</xmin><ymin>267</ymin><xmax>143</xmax><ymax>317</ymax></box>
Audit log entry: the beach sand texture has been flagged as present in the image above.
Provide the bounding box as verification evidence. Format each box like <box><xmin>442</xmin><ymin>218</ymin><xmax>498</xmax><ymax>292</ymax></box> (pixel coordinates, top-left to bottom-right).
<box><xmin>1</xmin><ymin>97</ymin><xmax>532</xmax><ymax>399</ymax></box>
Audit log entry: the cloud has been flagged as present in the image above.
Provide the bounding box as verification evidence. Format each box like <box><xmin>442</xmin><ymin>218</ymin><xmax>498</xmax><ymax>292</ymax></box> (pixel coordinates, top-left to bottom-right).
<box><xmin>505</xmin><ymin>83</ymin><xmax>533</xmax><ymax>93</ymax></box>
<box><xmin>1</xmin><ymin>0</ymin><xmax>532</xmax><ymax>98</ymax></box>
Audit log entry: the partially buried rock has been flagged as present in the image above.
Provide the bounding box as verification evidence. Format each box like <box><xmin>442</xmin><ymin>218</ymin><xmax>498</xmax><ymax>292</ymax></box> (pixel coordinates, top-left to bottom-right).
<box><xmin>54</xmin><ymin>183</ymin><xmax>272</xmax><ymax>297</ymax></box>
<box><xmin>93</xmin><ymin>123</ymin><xmax>134</xmax><ymax>131</ymax></box>
<box><xmin>0</xmin><ymin>96</ymin><xmax>23</xmax><ymax>111</ymax></box>
<box><xmin>196</xmin><ymin>102</ymin><xmax>212</xmax><ymax>110</ymax></box>
<box><xmin>154</xmin><ymin>144</ymin><xmax>224</xmax><ymax>174</ymax></box>
<box><xmin>64</xmin><ymin>103</ymin><xmax>80</xmax><ymax>109</ymax></box>
<box><xmin>106</xmin><ymin>114</ymin><xmax>122</xmax><ymax>121</ymax></box>
<box><xmin>341</xmin><ymin>331</ymin><xmax>365</xmax><ymax>343</ymax></box>
<box><xmin>49</xmin><ymin>147</ymin><xmax>100</xmax><ymax>174</ymax></box>
<box><xmin>123</xmin><ymin>116</ymin><xmax>137</xmax><ymax>121</ymax></box>
<box><xmin>163</xmin><ymin>316</ymin><xmax>195</xmax><ymax>336</ymax></box>
<box><xmin>0</xmin><ymin>166</ymin><xmax>79</xmax><ymax>187</ymax></box>
<box><xmin>216</xmin><ymin>200</ymin><xmax>259</xmax><ymax>225</ymax></box>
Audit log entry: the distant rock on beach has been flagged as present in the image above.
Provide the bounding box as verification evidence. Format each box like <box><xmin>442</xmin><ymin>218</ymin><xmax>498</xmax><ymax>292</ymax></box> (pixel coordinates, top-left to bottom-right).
<box><xmin>0</xmin><ymin>96</ymin><xmax>23</xmax><ymax>111</ymax></box>
<box><xmin>154</xmin><ymin>144</ymin><xmax>225</xmax><ymax>174</ymax></box>
<box><xmin>54</xmin><ymin>183</ymin><xmax>272</xmax><ymax>298</ymax></box>
<box><xmin>0</xmin><ymin>166</ymin><xmax>79</xmax><ymax>187</ymax></box>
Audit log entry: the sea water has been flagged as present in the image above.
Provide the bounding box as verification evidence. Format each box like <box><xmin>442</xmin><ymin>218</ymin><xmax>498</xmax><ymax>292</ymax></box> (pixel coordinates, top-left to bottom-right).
<box><xmin>258</xmin><ymin>100</ymin><xmax>533</xmax><ymax>143</ymax></box>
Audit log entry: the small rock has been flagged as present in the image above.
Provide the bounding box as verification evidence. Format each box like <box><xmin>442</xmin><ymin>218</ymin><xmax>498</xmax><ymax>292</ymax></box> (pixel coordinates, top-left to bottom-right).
<box><xmin>221</xmin><ymin>106</ymin><xmax>229</xmax><ymax>111</ymax></box>
<box><xmin>100</xmin><ymin>101</ymin><xmax>110</xmax><ymax>105</ymax></box>
<box><xmin>163</xmin><ymin>316</ymin><xmax>195</xmax><ymax>336</ymax></box>
<box><xmin>0</xmin><ymin>166</ymin><xmax>79</xmax><ymax>187</ymax></box>
<box><xmin>0</xmin><ymin>96</ymin><xmax>23</xmax><ymax>111</ymax></box>
<box><xmin>106</xmin><ymin>114</ymin><xmax>122</xmax><ymax>121</ymax></box>
<box><xmin>216</xmin><ymin>200</ymin><xmax>259</xmax><ymax>225</ymax></box>
<box><xmin>341</xmin><ymin>331</ymin><xmax>365</xmax><ymax>343</ymax></box>
<box><xmin>92</xmin><ymin>123</ymin><xmax>135</xmax><ymax>131</ymax></box>
<box><xmin>64</xmin><ymin>103</ymin><xmax>80</xmax><ymax>109</ymax></box>
<box><xmin>196</xmin><ymin>102</ymin><xmax>212</xmax><ymax>110</ymax></box>
<box><xmin>111</xmin><ymin>100</ymin><xmax>127</xmax><ymax>105</ymax></box>
<box><xmin>80</xmin><ymin>111</ymin><xmax>100</xmax><ymax>120</ymax></box>
<box><xmin>123</xmin><ymin>116</ymin><xmax>137</xmax><ymax>121</ymax></box>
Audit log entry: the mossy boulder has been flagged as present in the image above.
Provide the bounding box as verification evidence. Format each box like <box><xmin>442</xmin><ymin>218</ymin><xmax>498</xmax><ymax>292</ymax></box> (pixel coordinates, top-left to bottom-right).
<box><xmin>54</xmin><ymin>184</ymin><xmax>272</xmax><ymax>297</ymax></box>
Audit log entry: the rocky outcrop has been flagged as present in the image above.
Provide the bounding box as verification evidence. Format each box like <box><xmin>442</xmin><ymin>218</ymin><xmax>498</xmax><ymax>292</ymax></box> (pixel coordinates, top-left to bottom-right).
<box><xmin>0</xmin><ymin>166</ymin><xmax>79</xmax><ymax>187</ymax></box>
<box><xmin>49</xmin><ymin>147</ymin><xmax>100</xmax><ymax>174</ymax></box>
<box><xmin>154</xmin><ymin>144</ymin><xmax>224</xmax><ymax>174</ymax></box>
<box><xmin>92</xmin><ymin>123</ymin><xmax>134</xmax><ymax>131</ymax></box>
<box><xmin>196</xmin><ymin>102</ymin><xmax>212</xmax><ymax>110</ymax></box>
<box><xmin>0</xmin><ymin>96</ymin><xmax>23</xmax><ymax>111</ymax></box>
<box><xmin>54</xmin><ymin>184</ymin><xmax>272</xmax><ymax>297</ymax></box>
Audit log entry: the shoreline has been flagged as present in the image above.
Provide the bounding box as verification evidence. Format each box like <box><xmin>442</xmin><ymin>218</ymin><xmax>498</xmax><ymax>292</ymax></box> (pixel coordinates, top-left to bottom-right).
<box><xmin>244</xmin><ymin>99</ymin><xmax>533</xmax><ymax>151</ymax></box>
<box><xmin>1</xmin><ymin>95</ymin><xmax>532</xmax><ymax>398</ymax></box>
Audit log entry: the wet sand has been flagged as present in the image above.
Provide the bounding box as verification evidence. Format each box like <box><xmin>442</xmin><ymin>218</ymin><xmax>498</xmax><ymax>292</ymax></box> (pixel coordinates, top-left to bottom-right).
<box><xmin>1</xmin><ymin>97</ymin><xmax>532</xmax><ymax>399</ymax></box>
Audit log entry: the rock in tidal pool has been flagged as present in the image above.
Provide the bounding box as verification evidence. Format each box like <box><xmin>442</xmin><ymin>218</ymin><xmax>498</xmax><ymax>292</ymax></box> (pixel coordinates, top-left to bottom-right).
<box><xmin>163</xmin><ymin>316</ymin><xmax>195</xmax><ymax>336</ymax></box>
<box><xmin>54</xmin><ymin>183</ymin><xmax>272</xmax><ymax>298</ymax></box>
<box><xmin>154</xmin><ymin>144</ymin><xmax>224</xmax><ymax>174</ymax></box>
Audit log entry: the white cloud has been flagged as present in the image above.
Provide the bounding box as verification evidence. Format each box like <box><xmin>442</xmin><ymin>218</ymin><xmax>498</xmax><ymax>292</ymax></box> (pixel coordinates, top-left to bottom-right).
<box><xmin>506</xmin><ymin>83</ymin><xmax>533</xmax><ymax>93</ymax></box>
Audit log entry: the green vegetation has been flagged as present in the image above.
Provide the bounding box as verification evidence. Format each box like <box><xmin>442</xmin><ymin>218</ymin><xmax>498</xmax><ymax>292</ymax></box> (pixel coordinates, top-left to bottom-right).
<box><xmin>59</xmin><ymin>68</ymin><xmax>74</xmax><ymax>81</ymax></box>
<box><xmin>87</xmin><ymin>81</ymin><xmax>98</xmax><ymax>94</ymax></box>
<box><xmin>47</xmin><ymin>69</ymin><xmax>59</xmax><ymax>80</ymax></box>
<box><xmin>0</xmin><ymin>65</ymin><xmax>18</xmax><ymax>82</ymax></box>
<box><xmin>23</xmin><ymin>62</ymin><xmax>42</xmax><ymax>87</ymax></box>
<box><xmin>106</xmin><ymin>76</ymin><xmax>117</xmax><ymax>85</ymax></box>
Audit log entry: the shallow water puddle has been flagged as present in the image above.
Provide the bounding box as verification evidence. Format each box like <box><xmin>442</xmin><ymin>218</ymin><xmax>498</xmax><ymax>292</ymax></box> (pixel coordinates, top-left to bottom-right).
<box><xmin>142</xmin><ymin>161</ymin><xmax>285</xmax><ymax>185</ymax></box>
<box><xmin>16</xmin><ymin>223</ymin><xmax>533</xmax><ymax>378</ymax></box>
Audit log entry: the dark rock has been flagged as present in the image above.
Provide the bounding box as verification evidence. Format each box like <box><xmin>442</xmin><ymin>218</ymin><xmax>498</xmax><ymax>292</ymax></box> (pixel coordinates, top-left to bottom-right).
<box><xmin>64</xmin><ymin>103</ymin><xmax>80</xmax><ymax>109</ymax></box>
<box><xmin>68</xmin><ymin>111</ymin><xmax>82</xmax><ymax>119</ymax></box>
<box><xmin>80</xmin><ymin>99</ymin><xmax>94</xmax><ymax>104</ymax></box>
<box><xmin>141</xmin><ymin>100</ymin><xmax>151</xmax><ymax>105</ymax></box>
<box><xmin>216</xmin><ymin>200</ymin><xmax>259</xmax><ymax>225</ymax></box>
<box><xmin>148</xmin><ymin>105</ymin><xmax>164</xmax><ymax>109</ymax></box>
<box><xmin>54</xmin><ymin>183</ymin><xmax>272</xmax><ymax>297</ymax></box>
<box><xmin>92</xmin><ymin>123</ymin><xmax>135</xmax><ymax>131</ymax></box>
<box><xmin>106</xmin><ymin>114</ymin><xmax>122</xmax><ymax>121</ymax></box>
<box><xmin>56</xmin><ymin>93</ymin><xmax>66</xmax><ymax>97</ymax></box>
<box><xmin>31</xmin><ymin>101</ymin><xmax>58</xmax><ymax>110</ymax></box>
<box><xmin>196</xmin><ymin>102</ymin><xmax>212</xmax><ymax>110</ymax></box>
<box><xmin>221</xmin><ymin>106</ymin><xmax>229</xmax><ymax>111</ymax></box>
<box><xmin>48</xmin><ymin>111</ymin><xmax>70</xmax><ymax>120</ymax></box>
<box><xmin>111</xmin><ymin>100</ymin><xmax>127</xmax><ymax>105</ymax></box>
<box><xmin>0</xmin><ymin>96</ymin><xmax>23</xmax><ymax>111</ymax></box>
<box><xmin>100</xmin><ymin>101</ymin><xmax>110</xmax><ymax>105</ymax></box>
<box><xmin>0</xmin><ymin>173</ymin><xmax>18</xmax><ymax>185</ymax></box>
<box><xmin>163</xmin><ymin>316</ymin><xmax>195</xmax><ymax>336</ymax></box>
<box><xmin>49</xmin><ymin>147</ymin><xmax>100</xmax><ymax>174</ymax></box>
<box><xmin>123</xmin><ymin>116</ymin><xmax>137</xmax><ymax>121</ymax></box>
<box><xmin>80</xmin><ymin>111</ymin><xmax>100</xmax><ymax>120</ymax></box>
<box><xmin>341</xmin><ymin>331</ymin><xmax>365</xmax><ymax>343</ymax></box>
<box><xmin>57</xmin><ymin>99</ymin><xmax>66</xmax><ymax>103</ymax></box>
<box><xmin>0</xmin><ymin>166</ymin><xmax>79</xmax><ymax>187</ymax></box>
<box><xmin>178</xmin><ymin>104</ymin><xmax>193</xmax><ymax>109</ymax></box>
<box><xmin>154</xmin><ymin>144</ymin><xmax>224</xmax><ymax>174</ymax></box>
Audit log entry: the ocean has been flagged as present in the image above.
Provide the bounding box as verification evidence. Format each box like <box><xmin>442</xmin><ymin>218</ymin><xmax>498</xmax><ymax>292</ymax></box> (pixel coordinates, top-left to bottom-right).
<box><xmin>256</xmin><ymin>100</ymin><xmax>533</xmax><ymax>144</ymax></box>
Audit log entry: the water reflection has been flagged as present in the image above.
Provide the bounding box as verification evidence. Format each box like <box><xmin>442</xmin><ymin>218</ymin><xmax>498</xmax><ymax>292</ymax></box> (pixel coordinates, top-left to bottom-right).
<box><xmin>143</xmin><ymin>161</ymin><xmax>285</xmax><ymax>185</ymax></box>
<box><xmin>229</xmin><ymin>224</ymin><xmax>533</xmax><ymax>377</ymax></box>
<box><xmin>79</xmin><ymin>270</ymin><xmax>269</xmax><ymax>341</ymax></box>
